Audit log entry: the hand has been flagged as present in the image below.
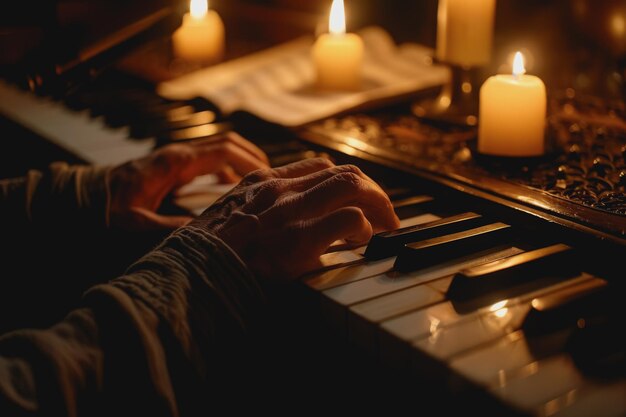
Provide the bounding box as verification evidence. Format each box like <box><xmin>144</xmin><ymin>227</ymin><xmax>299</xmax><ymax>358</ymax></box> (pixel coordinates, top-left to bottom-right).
<box><xmin>108</xmin><ymin>133</ymin><xmax>269</xmax><ymax>231</ymax></box>
<box><xmin>191</xmin><ymin>158</ymin><xmax>400</xmax><ymax>282</ymax></box>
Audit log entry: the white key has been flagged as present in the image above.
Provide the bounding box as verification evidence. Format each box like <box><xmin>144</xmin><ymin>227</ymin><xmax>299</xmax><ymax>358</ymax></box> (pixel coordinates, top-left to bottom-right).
<box><xmin>323</xmin><ymin>246</ymin><xmax>523</xmax><ymax>306</ymax></box>
<box><xmin>0</xmin><ymin>80</ymin><xmax>156</xmax><ymax>166</ymax></box>
<box><xmin>381</xmin><ymin>274</ymin><xmax>593</xmax><ymax>343</ymax></box>
<box><xmin>413</xmin><ymin>303</ymin><xmax>531</xmax><ymax>360</ymax></box>
<box><xmin>450</xmin><ymin>330</ymin><xmax>535</xmax><ymax>388</ymax></box>
<box><xmin>350</xmin><ymin>284</ymin><xmax>444</xmax><ymax>323</ymax></box>
<box><xmin>305</xmin><ymin>213</ymin><xmax>441</xmax><ymax>277</ymax></box>
<box><xmin>490</xmin><ymin>355</ymin><xmax>585</xmax><ymax>413</ymax></box>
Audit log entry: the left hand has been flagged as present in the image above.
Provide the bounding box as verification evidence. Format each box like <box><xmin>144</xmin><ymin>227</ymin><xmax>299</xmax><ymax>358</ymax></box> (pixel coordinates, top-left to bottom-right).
<box><xmin>108</xmin><ymin>133</ymin><xmax>269</xmax><ymax>231</ymax></box>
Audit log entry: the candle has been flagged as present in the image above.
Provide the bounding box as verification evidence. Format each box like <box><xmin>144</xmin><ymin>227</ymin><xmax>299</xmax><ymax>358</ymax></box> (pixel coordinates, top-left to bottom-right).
<box><xmin>436</xmin><ymin>0</ymin><xmax>496</xmax><ymax>67</ymax></box>
<box><xmin>478</xmin><ymin>52</ymin><xmax>547</xmax><ymax>157</ymax></box>
<box><xmin>172</xmin><ymin>0</ymin><xmax>225</xmax><ymax>64</ymax></box>
<box><xmin>311</xmin><ymin>0</ymin><xmax>364</xmax><ymax>91</ymax></box>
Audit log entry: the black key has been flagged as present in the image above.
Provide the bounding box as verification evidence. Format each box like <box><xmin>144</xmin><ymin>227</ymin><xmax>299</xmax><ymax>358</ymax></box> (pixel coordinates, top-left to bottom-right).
<box><xmin>131</xmin><ymin>110</ymin><xmax>217</xmax><ymax>138</ymax></box>
<box><xmin>364</xmin><ymin>212</ymin><xmax>487</xmax><ymax>261</ymax></box>
<box><xmin>448</xmin><ymin>243</ymin><xmax>579</xmax><ymax>302</ymax></box>
<box><xmin>392</xmin><ymin>195</ymin><xmax>434</xmax><ymax>209</ymax></box>
<box><xmin>521</xmin><ymin>279</ymin><xmax>611</xmax><ymax>359</ymax></box>
<box><xmin>161</xmin><ymin>122</ymin><xmax>234</xmax><ymax>143</ymax></box>
<box><xmin>567</xmin><ymin>303</ymin><xmax>624</xmax><ymax>379</ymax></box>
<box><xmin>522</xmin><ymin>279</ymin><xmax>609</xmax><ymax>337</ymax></box>
<box><xmin>393</xmin><ymin>222</ymin><xmax>513</xmax><ymax>273</ymax></box>
<box><xmin>392</xmin><ymin>195</ymin><xmax>435</xmax><ymax>219</ymax></box>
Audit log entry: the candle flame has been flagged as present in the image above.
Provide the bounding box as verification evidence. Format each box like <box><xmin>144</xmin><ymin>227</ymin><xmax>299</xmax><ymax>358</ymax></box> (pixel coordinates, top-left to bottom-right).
<box><xmin>513</xmin><ymin>51</ymin><xmax>526</xmax><ymax>77</ymax></box>
<box><xmin>329</xmin><ymin>0</ymin><xmax>346</xmax><ymax>35</ymax></box>
<box><xmin>190</xmin><ymin>0</ymin><xmax>208</xmax><ymax>19</ymax></box>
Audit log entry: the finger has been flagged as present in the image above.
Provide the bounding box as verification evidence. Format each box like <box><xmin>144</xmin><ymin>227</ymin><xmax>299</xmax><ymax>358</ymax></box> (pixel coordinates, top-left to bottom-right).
<box><xmin>215</xmin><ymin>166</ymin><xmax>242</xmax><ymax>183</ymax></box>
<box><xmin>183</xmin><ymin>141</ymin><xmax>270</xmax><ymax>181</ymax></box>
<box><xmin>269</xmin><ymin>157</ymin><xmax>335</xmax><ymax>179</ymax></box>
<box><xmin>193</xmin><ymin>132</ymin><xmax>269</xmax><ymax>166</ymax></box>
<box><xmin>130</xmin><ymin>207</ymin><xmax>193</xmax><ymax>231</ymax></box>
<box><xmin>280</xmin><ymin>164</ymin><xmax>379</xmax><ymax>193</ymax></box>
<box><xmin>267</xmin><ymin>172</ymin><xmax>400</xmax><ymax>232</ymax></box>
<box><xmin>290</xmin><ymin>207</ymin><xmax>373</xmax><ymax>277</ymax></box>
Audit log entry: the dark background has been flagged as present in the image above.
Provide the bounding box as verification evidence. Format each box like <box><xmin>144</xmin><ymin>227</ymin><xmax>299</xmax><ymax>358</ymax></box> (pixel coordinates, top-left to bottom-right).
<box><xmin>1</xmin><ymin>0</ymin><xmax>625</xmax><ymax>98</ymax></box>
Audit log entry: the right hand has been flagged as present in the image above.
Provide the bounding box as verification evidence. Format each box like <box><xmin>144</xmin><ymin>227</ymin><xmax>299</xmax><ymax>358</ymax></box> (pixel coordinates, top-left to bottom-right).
<box><xmin>190</xmin><ymin>158</ymin><xmax>400</xmax><ymax>282</ymax></box>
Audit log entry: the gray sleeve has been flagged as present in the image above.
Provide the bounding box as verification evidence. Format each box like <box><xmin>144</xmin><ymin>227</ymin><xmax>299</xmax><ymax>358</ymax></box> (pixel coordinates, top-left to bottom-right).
<box><xmin>0</xmin><ymin>226</ymin><xmax>265</xmax><ymax>416</ymax></box>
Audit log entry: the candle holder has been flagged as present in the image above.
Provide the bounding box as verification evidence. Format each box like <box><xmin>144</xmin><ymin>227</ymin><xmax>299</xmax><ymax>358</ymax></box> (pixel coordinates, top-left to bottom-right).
<box><xmin>412</xmin><ymin>64</ymin><xmax>483</xmax><ymax>128</ymax></box>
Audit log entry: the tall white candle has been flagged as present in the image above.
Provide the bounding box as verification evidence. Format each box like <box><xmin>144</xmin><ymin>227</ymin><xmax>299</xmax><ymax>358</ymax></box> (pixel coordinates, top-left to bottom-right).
<box><xmin>172</xmin><ymin>0</ymin><xmax>225</xmax><ymax>64</ymax></box>
<box><xmin>478</xmin><ymin>52</ymin><xmax>547</xmax><ymax>157</ymax></box>
<box><xmin>311</xmin><ymin>0</ymin><xmax>364</xmax><ymax>91</ymax></box>
<box><xmin>436</xmin><ymin>0</ymin><xmax>496</xmax><ymax>67</ymax></box>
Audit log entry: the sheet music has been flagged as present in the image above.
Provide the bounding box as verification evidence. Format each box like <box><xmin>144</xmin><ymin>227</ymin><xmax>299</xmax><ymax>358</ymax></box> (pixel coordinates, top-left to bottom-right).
<box><xmin>158</xmin><ymin>26</ymin><xmax>450</xmax><ymax>127</ymax></box>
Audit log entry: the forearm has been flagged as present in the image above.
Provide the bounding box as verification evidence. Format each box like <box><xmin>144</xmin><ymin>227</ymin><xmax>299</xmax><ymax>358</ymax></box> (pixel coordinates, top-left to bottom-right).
<box><xmin>0</xmin><ymin>162</ymin><xmax>111</xmax><ymax>232</ymax></box>
<box><xmin>0</xmin><ymin>227</ymin><xmax>265</xmax><ymax>416</ymax></box>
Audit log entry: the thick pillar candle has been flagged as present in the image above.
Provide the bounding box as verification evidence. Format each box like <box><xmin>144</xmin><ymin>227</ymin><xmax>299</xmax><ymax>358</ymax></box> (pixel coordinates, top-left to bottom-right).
<box><xmin>436</xmin><ymin>0</ymin><xmax>496</xmax><ymax>67</ymax></box>
<box><xmin>172</xmin><ymin>0</ymin><xmax>225</xmax><ymax>64</ymax></box>
<box><xmin>312</xmin><ymin>0</ymin><xmax>364</xmax><ymax>91</ymax></box>
<box><xmin>478</xmin><ymin>52</ymin><xmax>547</xmax><ymax>157</ymax></box>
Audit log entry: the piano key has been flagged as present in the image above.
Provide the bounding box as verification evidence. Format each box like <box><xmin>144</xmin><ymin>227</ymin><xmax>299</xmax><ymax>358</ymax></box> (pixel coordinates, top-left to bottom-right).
<box><xmin>392</xmin><ymin>195</ymin><xmax>434</xmax><ymax>208</ymax></box>
<box><xmin>348</xmin><ymin>283</ymin><xmax>446</xmax><ymax>359</ymax></box>
<box><xmin>393</xmin><ymin>222</ymin><xmax>513</xmax><ymax>272</ymax></box>
<box><xmin>364</xmin><ymin>212</ymin><xmax>487</xmax><ymax>261</ymax></box>
<box><xmin>451</xmin><ymin>330</ymin><xmax>626</xmax><ymax>417</ymax></box>
<box><xmin>381</xmin><ymin>273</ymin><xmax>593</xmax><ymax>344</ymax></box>
<box><xmin>392</xmin><ymin>195</ymin><xmax>436</xmax><ymax>219</ymax></box>
<box><xmin>522</xmin><ymin>279</ymin><xmax>609</xmax><ymax>337</ymax></box>
<box><xmin>546</xmin><ymin>381</ymin><xmax>626</xmax><ymax>417</ymax></box>
<box><xmin>342</xmin><ymin>247</ymin><xmax>525</xmax><ymax>360</ymax></box>
<box><xmin>449</xmin><ymin>330</ymin><xmax>536</xmax><ymax>388</ymax></box>
<box><xmin>0</xmin><ymin>79</ymin><xmax>155</xmax><ymax>165</ymax></box>
<box><xmin>161</xmin><ymin>122</ymin><xmax>234</xmax><ymax>142</ymax></box>
<box><xmin>497</xmin><ymin>355</ymin><xmax>584</xmax><ymax>412</ymax></box>
<box><xmin>350</xmin><ymin>284</ymin><xmax>444</xmax><ymax>324</ymax></box>
<box><xmin>413</xmin><ymin>302</ymin><xmax>532</xmax><ymax>360</ymax></box>
<box><xmin>130</xmin><ymin>109</ymin><xmax>216</xmax><ymax>138</ymax></box>
<box><xmin>447</xmin><ymin>243</ymin><xmax>579</xmax><ymax>302</ymax></box>
<box><xmin>377</xmin><ymin>273</ymin><xmax>598</xmax><ymax>392</ymax></box>
<box><xmin>310</xmin><ymin>213</ymin><xmax>440</xmax><ymax>272</ymax></box>
<box><xmin>326</xmin><ymin>246</ymin><xmax>524</xmax><ymax>308</ymax></box>
<box><xmin>566</xmin><ymin>302</ymin><xmax>624</xmax><ymax>379</ymax></box>
<box><xmin>308</xmin><ymin>257</ymin><xmax>395</xmax><ymax>291</ymax></box>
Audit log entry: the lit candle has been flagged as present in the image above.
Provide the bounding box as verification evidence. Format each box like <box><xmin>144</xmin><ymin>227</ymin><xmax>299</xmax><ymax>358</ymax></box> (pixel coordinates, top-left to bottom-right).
<box><xmin>436</xmin><ymin>0</ymin><xmax>496</xmax><ymax>67</ymax></box>
<box><xmin>172</xmin><ymin>0</ymin><xmax>225</xmax><ymax>64</ymax></box>
<box><xmin>478</xmin><ymin>52</ymin><xmax>547</xmax><ymax>157</ymax></box>
<box><xmin>311</xmin><ymin>0</ymin><xmax>364</xmax><ymax>91</ymax></box>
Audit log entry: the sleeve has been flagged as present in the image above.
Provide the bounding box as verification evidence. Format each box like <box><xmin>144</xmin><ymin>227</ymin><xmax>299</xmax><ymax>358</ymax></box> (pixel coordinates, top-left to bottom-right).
<box><xmin>0</xmin><ymin>225</ymin><xmax>266</xmax><ymax>417</ymax></box>
<box><xmin>0</xmin><ymin>162</ymin><xmax>111</xmax><ymax>232</ymax></box>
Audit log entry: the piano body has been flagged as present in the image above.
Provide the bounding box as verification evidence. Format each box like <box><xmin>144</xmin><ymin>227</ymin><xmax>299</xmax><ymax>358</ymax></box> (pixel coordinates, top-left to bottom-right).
<box><xmin>0</xmin><ymin>1</ymin><xmax>624</xmax><ymax>415</ymax></box>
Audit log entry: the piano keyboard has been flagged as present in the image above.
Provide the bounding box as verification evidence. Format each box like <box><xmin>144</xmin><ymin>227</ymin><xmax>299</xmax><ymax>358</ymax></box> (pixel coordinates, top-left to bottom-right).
<box><xmin>0</xmin><ymin>79</ymin><xmax>155</xmax><ymax>166</ymax></box>
<box><xmin>300</xmin><ymin>193</ymin><xmax>624</xmax><ymax>417</ymax></box>
<box><xmin>1</xmin><ymin>66</ymin><xmax>623</xmax><ymax>417</ymax></box>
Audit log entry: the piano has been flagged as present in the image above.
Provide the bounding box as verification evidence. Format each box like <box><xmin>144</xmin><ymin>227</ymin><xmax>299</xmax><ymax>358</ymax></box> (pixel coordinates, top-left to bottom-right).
<box><xmin>0</xmin><ymin>1</ymin><xmax>624</xmax><ymax>415</ymax></box>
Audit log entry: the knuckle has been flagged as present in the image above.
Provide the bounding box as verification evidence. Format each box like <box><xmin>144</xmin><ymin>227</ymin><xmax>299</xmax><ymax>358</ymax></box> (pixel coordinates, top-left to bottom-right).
<box><xmin>334</xmin><ymin>171</ymin><xmax>364</xmax><ymax>189</ymax></box>
<box><xmin>255</xmin><ymin>179</ymin><xmax>284</xmax><ymax>200</ymax></box>
<box><xmin>243</xmin><ymin>168</ymin><xmax>272</xmax><ymax>183</ymax></box>
<box><xmin>337</xmin><ymin>164</ymin><xmax>363</xmax><ymax>176</ymax></box>
<box><xmin>342</xmin><ymin>206</ymin><xmax>367</xmax><ymax>226</ymax></box>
